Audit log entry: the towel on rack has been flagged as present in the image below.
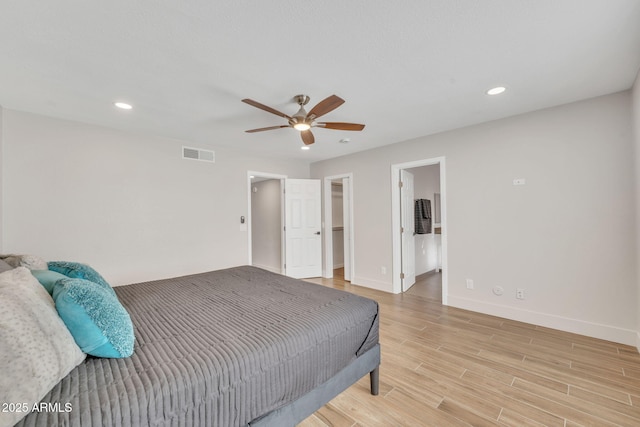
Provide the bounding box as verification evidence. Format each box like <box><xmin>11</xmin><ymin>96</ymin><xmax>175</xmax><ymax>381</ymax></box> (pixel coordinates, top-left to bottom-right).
<box><xmin>415</xmin><ymin>199</ymin><xmax>432</xmax><ymax>234</ymax></box>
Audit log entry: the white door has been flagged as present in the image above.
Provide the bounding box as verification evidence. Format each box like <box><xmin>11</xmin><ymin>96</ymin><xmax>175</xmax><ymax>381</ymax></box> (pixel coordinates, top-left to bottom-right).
<box><xmin>285</xmin><ymin>179</ymin><xmax>322</xmax><ymax>278</ymax></box>
<box><xmin>400</xmin><ymin>170</ymin><xmax>416</xmax><ymax>291</ymax></box>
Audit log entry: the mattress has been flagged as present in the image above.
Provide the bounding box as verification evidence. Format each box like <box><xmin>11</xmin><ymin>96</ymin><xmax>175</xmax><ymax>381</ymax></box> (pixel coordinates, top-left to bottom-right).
<box><xmin>16</xmin><ymin>266</ymin><xmax>379</xmax><ymax>426</ymax></box>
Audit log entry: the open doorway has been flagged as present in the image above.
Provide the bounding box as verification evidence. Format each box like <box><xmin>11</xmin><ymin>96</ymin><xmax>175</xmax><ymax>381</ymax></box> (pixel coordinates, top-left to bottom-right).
<box><xmin>248</xmin><ymin>172</ymin><xmax>323</xmax><ymax>278</ymax></box>
<box><xmin>322</xmin><ymin>174</ymin><xmax>354</xmax><ymax>281</ymax></box>
<box><xmin>247</xmin><ymin>171</ymin><xmax>286</xmax><ymax>274</ymax></box>
<box><xmin>406</xmin><ymin>164</ymin><xmax>441</xmax><ymax>276</ymax></box>
<box><xmin>391</xmin><ymin>158</ymin><xmax>447</xmax><ymax>304</ymax></box>
<box><xmin>404</xmin><ymin>164</ymin><xmax>442</xmax><ymax>302</ymax></box>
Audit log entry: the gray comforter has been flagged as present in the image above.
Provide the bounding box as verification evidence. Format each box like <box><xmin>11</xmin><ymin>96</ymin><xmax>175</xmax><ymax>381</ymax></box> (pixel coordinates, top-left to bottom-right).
<box><xmin>16</xmin><ymin>266</ymin><xmax>379</xmax><ymax>427</ymax></box>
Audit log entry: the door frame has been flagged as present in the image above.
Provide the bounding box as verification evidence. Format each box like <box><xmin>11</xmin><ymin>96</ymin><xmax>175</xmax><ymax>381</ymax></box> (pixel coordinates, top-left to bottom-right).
<box><xmin>247</xmin><ymin>171</ymin><xmax>287</xmax><ymax>274</ymax></box>
<box><xmin>322</xmin><ymin>173</ymin><xmax>355</xmax><ymax>280</ymax></box>
<box><xmin>391</xmin><ymin>157</ymin><xmax>448</xmax><ymax>303</ymax></box>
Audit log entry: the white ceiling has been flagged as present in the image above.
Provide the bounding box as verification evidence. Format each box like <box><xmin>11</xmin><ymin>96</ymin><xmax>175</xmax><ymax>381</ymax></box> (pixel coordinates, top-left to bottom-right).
<box><xmin>1</xmin><ymin>1</ymin><xmax>639</xmax><ymax>162</ymax></box>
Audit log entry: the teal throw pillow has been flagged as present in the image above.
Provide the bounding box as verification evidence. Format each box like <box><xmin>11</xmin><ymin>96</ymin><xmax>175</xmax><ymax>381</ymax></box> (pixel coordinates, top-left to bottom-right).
<box><xmin>31</xmin><ymin>269</ymin><xmax>68</xmax><ymax>294</ymax></box>
<box><xmin>53</xmin><ymin>278</ymin><xmax>134</xmax><ymax>358</ymax></box>
<box><xmin>48</xmin><ymin>261</ymin><xmax>115</xmax><ymax>296</ymax></box>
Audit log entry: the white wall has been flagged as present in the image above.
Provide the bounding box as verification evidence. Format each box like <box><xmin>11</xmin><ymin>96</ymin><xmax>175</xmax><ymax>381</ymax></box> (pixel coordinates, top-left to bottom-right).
<box><xmin>312</xmin><ymin>91</ymin><xmax>637</xmax><ymax>345</ymax></box>
<box><xmin>633</xmin><ymin>70</ymin><xmax>640</xmax><ymax>349</ymax></box>
<box><xmin>251</xmin><ymin>179</ymin><xmax>281</xmax><ymax>273</ymax></box>
<box><xmin>408</xmin><ymin>164</ymin><xmax>440</xmax><ymax>275</ymax></box>
<box><xmin>1</xmin><ymin>109</ymin><xmax>309</xmax><ymax>285</ymax></box>
<box><xmin>0</xmin><ymin>106</ymin><xmax>3</xmax><ymax>253</ymax></box>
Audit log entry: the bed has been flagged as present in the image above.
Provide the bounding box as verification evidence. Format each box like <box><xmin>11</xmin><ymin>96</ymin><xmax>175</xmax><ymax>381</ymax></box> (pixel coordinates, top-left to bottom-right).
<box><xmin>15</xmin><ymin>265</ymin><xmax>380</xmax><ymax>426</ymax></box>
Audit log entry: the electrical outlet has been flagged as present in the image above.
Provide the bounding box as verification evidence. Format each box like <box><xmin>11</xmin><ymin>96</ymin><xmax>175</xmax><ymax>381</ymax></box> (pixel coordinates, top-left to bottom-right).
<box><xmin>516</xmin><ymin>288</ymin><xmax>525</xmax><ymax>300</ymax></box>
<box><xmin>466</xmin><ymin>279</ymin><xmax>474</xmax><ymax>290</ymax></box>
<box><xmin>381</xmin><ymin>266</ymin><xmax>386</xmax><ymax>275</ymax></box>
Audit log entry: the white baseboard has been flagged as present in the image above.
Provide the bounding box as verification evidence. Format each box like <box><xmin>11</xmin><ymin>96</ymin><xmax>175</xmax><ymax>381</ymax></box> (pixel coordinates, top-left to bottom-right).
<box><xmin>352</xmin><ymin>275</ymin><xmax>393</xmax><ymax>293</ymax></box>
<box><xmin>251</xmin><ymin>263</ymin><xmax>282</xmax><ymax>275</ymax></box>
<box><xmin>333</xmin><ymin>263</ymin><xmax>344</xmax><ymax>269</ymax></box>
<box><xmin>448</xmin><ymin>295</ymin><xmax>638</xmax><ymax>347</ymax></box>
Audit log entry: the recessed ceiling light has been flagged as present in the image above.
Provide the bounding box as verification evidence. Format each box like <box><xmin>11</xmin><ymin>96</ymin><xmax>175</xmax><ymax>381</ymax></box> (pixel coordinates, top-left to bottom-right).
<box><xmin>301</xmin><ymin>146</ymin><xmax>310</xmax><ymax>150</ymax></box>
<box><xmin>486</xmin><ymin>86</ymin><xmax>506</xmax><ymax>96</ymax></box>
<box><xmin>114</xmin><ymin>102</ymin><xmax>133</xmax><ymax>110</ymax></box>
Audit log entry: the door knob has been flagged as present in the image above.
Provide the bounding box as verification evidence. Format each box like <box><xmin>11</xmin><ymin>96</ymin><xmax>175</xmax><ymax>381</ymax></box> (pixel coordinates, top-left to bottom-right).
<box><xmin>314</xmin><ymin>231</ymin><xmax>321</xmax><ymax>235</ymax></box>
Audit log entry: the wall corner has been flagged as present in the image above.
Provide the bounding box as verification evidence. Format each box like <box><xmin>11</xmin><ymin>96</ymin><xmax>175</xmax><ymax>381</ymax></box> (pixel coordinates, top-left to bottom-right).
<box><xmin>632</xmin><ymin>68</ymin><xmax>640</xmax><ymax>352</ymax></box>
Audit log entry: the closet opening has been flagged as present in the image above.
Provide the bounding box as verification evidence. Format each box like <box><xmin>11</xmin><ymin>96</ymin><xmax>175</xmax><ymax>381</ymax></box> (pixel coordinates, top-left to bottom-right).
<box><xmin>322</xmin><ymin>174</ymin><xmax>354</xmax><ymax>282</ymax></box>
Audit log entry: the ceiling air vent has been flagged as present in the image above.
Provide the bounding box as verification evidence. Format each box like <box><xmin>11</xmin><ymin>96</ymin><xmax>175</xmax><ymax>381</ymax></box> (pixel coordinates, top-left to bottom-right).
<box><xmin>182</xmin><ymin>146</ymin><xmax>215</xmax><ymax>163</ymax></box>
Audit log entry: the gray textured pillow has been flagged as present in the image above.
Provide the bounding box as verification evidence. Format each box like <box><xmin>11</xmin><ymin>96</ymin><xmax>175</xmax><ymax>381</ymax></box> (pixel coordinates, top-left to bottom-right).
<box><xmin>0</xmin><ymin>267</ymin><xmax>86</xmax><ymax>426</ymax></box>
<box><xmin>0</xmin><ymin>259</ymin><xmax>12</xmax><ymax>273</ymax></box>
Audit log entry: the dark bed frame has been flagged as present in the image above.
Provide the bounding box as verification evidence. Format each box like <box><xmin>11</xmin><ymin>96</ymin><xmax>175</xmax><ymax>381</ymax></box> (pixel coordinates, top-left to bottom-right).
<box><xmin>250</xmin><ymin>344</ymin><xmax>380</xmax><ymax>426</ymax></box>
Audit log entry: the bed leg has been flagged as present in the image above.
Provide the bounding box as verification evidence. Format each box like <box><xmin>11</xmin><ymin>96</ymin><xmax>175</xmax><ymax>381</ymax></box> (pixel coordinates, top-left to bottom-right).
<box><xmin>370</xmin><ymin>367</ymin><xmax>379</xmax><ymax>395</ymax></box>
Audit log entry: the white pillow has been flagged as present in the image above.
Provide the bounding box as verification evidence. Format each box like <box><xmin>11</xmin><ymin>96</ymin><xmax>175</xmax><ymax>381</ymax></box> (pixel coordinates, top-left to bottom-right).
<box><xmin>0</xmin><ymin>267</ymin><xmax>86</xmax><ymax>427</ymax></box>
<box><xmin>0</xmin><ymin>254</ymin><xmax>48</xmax><ymax>271</ymax></box>
<box><xmin>0</xmin><ymin>259</ymin><xmax>12</xmax><ymax>273</ymax></box>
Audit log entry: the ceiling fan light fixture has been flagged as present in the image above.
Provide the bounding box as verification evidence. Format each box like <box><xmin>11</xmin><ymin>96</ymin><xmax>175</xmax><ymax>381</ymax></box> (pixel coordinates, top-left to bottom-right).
<box><xmin>293</xmin><ymin>122</ymin><xmax>311</xmax><ymax>131</ymax></box>
<box><xmin>242</xmin><ymin>94</ymin><xmax>364</xmax><ymax>143</ymax></box>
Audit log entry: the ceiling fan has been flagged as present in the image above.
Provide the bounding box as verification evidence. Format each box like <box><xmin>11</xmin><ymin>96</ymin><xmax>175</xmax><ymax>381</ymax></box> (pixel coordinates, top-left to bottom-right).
<box><xmin>242</xmin><ymin>94</ymin><xmax>365</xmax><ymax>145</ymax></box>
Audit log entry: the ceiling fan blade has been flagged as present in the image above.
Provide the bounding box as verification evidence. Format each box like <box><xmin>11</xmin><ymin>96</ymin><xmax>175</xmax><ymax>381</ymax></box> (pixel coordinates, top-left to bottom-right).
<box><xmin>307</xmin><ymin>95</ymin><xmax>345</xmax><ymax>119</ymax></box>
<box><xmin>301</xmin><ymin>130</ymin><xmax>315</xmax><ymax>145</ymax></box>
<box><xmin>245</xmin><ymin>125</ymin><xmax>289</xmax><ymax>133</ymax></box>
<box><xmin>317</xmin><ymin>122</ymin><xmax>365</xmax><ymax>131</ymax></box>
<box><xmin>242</xmin><ymin>99</ymin><xmax>291</xmax><ymax>119</ymax></box>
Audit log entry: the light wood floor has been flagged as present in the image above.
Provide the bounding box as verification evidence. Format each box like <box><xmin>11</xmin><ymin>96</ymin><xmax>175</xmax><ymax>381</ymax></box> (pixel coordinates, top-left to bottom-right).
<box><xmin>300</xmin><ymin>269</ymin><xmax>640</xmax><ymax>426</ymax></box>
